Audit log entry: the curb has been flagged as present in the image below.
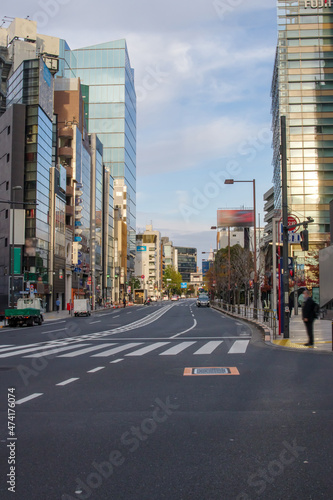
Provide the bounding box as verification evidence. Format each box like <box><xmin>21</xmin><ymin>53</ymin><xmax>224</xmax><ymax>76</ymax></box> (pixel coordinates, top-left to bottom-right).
<box><xmin>212</xmin><ymin>305</ymin><xmax>332</xmax><ymax>354</ymax></box>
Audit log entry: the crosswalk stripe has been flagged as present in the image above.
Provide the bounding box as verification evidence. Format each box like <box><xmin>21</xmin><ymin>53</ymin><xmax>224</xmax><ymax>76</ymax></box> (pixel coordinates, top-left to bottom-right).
<box><xmin>58</xmin><ymin>343</ymin><xmax>115</xmax><ymax>358</ymax></box>
<box><xmin>193</xmin><ymin>341</ymin><xmax>223</xmax><ymax>355</ymax></box>
<box><xmin>24</xmin><ymin>344</ymin><xmax>91</xmax><ymax>358</ymax></box>
<box><xmin>228</xmin><ymin>340</ymin><xmax>250</xmax><ymax>354</ymax></box>
<box><xmin>126</xmin><ymin>342</ymin><xmax>170</xmax><ymax>356</ymax></box>
<box><xmin>0</xmin><ymin>342</ymin><xmax>82</xmax><ymax>358</ymax></box>
<box><xmin>159</xmin><ymin>342</ymin><xmax>196</xmax><ymax>356</ymax></box>
<box><xmin>92</xmin><ymin>343</ymin><xmax>143</xmax><ymax>357</ymax></box>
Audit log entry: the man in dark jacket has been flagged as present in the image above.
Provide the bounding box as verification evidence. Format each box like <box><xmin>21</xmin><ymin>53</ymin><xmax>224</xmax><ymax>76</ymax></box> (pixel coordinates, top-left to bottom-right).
<box><xmin>302</xmin><ymin>289</ymin><xmax>316</xmax><ymax>346</ymax></box>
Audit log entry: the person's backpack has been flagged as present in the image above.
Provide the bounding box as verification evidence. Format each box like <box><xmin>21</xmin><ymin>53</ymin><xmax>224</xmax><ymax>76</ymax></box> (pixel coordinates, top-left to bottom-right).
<box><xmin>313</xmin><ymin>302</ymin><xmax>320</xmax><ymax>319</ymax></box>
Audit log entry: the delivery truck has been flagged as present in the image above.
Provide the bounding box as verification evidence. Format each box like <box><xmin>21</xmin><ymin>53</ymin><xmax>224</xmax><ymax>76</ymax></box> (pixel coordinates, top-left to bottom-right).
<box><xmin>5</xmin><ymin>298</ymin><xmax>45</xmax><ymax>327</ymax></box>
<box><xmin>73</xmin><ymin>299</ymin><xmax>91</xmax><ymax>317</ymax></box>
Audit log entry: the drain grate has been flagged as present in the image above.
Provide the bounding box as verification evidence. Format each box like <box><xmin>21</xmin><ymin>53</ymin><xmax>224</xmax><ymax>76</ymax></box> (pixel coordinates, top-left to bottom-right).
<box><xmin>184</xmin><ymin>367</ymin><xmax>240</xmax><ymax>376</ymax></box>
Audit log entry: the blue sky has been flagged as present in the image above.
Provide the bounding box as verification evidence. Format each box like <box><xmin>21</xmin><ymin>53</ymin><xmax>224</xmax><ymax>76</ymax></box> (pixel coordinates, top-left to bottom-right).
<box><xmin>8</xmin><ymin>0</ymin><xmax>277</xmax><ymax>264</ymax></box>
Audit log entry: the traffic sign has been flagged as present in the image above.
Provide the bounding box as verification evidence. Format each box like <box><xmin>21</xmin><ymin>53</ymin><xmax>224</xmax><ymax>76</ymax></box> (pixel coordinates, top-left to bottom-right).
<box><xmin>280</xmin><ymin>233</ymin><xmax>301</xmax><ymax>244</ymax></box>
<box><xmin>287</xmin><ymin>215</ymin><xmax>299</xmax><ymax>233</ymax></box>
<box><xmin>141</xmin><ymin>275</ymin><xmax>145</xmax><ymax>279</ymax></box>
<box><xmin>181</xmin><ymin>283</ymin><xmax>187</xmax><ymax>289</ymax></box>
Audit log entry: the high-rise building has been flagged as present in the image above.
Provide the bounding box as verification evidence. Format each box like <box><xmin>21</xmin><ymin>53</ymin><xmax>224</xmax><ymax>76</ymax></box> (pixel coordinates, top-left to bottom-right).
<box><xmin>175</xmin><ymin>247</ymin><xmax>197</xmax><ymax>282</ymax></box>
<box><xmin>66</xmin><ymin>40</ymin><xmax>136</xmax><ymax>281</ymax></box>
<box><xmin>272</xmin><ymin>0</ymin><xmax>333</xmax><ymax>263</ymax></box>
<box><xmin>135</xmin><ymin>225</ymin><xmax>162</xmax><ymax>296</ymax></box>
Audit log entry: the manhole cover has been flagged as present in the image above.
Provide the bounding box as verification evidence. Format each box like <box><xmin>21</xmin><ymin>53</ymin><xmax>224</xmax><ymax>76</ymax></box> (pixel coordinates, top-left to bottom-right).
<box><xmin>194</xmin><ymin>368</ymin><xmax>229</xmax><ymax>375</ymax></box>
<box><xmin>184</xmin><ymin>367</ymin><xmax>240</xmax><ymax>376</ymax></box>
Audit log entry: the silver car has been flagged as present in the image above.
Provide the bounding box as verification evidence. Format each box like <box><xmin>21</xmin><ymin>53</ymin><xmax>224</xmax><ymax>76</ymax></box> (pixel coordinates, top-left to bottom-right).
<box><xmin>196</xmin><ymin>294</ymin><xmax>210</xmax><ymax>307</ymax></box>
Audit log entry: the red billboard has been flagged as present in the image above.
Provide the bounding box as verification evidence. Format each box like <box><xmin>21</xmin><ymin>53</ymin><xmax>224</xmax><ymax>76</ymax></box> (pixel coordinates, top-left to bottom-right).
<box><xmin>217</xmin><ymin>210</ymin><xmax>254</xmax><ymax>228</ymax></box>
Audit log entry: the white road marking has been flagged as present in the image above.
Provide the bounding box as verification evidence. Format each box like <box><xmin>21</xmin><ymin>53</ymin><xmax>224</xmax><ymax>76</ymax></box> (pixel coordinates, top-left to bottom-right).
<box><xmin>126</xmin><ymin>312</ymin><xmax>132</xmax><ymax>314</ymax></box>
<box><xmin>41</xmin><ymin>328</ymin><xmax>66</xmax><ymax>334</ymax></box>
<box><xmin>228</xmin><ymin>340</ymin><xmax>250</xmax><ymax>354</ymax></box>
<box><xmin>56</xmin><ymin>378</ymin><xmax>79</xmax><ymax>386</ymax></box>
<box><xmin>0</xmin><ymin>345</ymin><xmax>14</xmax><ymax>348</ymax></box>
<box><xmin>87</xmin><ymin>367</ymin><xmax>105</xmax><ymax>373</ymax></box>
<box><xmin>170</xmin><ymin>319</ymin><xmax>197</xmax><ymax>339</ymax></box>
<box><xmin>23</xmin><ymin>344</ymin><xmax>91</xmax><ymax>358</ymax></box>
<box><xmin>126</xmin><ymin>342</ymin><xmax>170</xmax><ymax>356</ymax></box>
<box><xmin>113</xmin><ymin>315</ymin><xmax>120</xmax><ymax>318</ymax></box>
<box><xmin>16</xmin><ymin>393</ymin><xmax>43</xmax><ymax>405</ymax></box>
<box><xmin>89</xmin><ymin>321</ymin><xmax>101</xmax><ymax>324</ymax></box>
<box><xmin>110</xmin><ymin>358</ymin><xmax>124</xmax><ymax>363</ymax></box>
<box><xmin>92</xmin><ymin>343</ymin><xmax>143</xmax><ymax>357</ymax></box>
<box><xmin>58</xmin><ymin>343</ymin><xmax>115</xmax><ymax>358</ymax></box>
<box><xmin>193</xmin><ymin>341</ymin><xmax>223</xmax><ymax>355</ymax></box>
<box><xmin>160</xmin><ymin>342</ymin><xmax>196</xmax><ymax>356</ymax></box>
<box><xmin>0</xmin><ymin>342</ymin><xmax>76</xmax><ymax>358</ymax></box>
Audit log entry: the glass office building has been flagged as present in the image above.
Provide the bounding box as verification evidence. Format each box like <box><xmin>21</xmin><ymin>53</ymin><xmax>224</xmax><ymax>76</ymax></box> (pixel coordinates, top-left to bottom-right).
<box><xmin>6</xmin><ymin>58</ymin><xmax>54</xmax><ymax>305</ymax></box>
<box><xmin>66</xmin><ymin>40</ymin><xmax>136</xmax><ymax>277</ymax></box>
<box><xmin>272</xmin><ymin>1</ymin><xmax>333</xmax><ymax>253</ymax></box>
<box><xmin>176</xmin><ymin>247</ymin><xmax>197</xmax><ymax>282</ymax></box>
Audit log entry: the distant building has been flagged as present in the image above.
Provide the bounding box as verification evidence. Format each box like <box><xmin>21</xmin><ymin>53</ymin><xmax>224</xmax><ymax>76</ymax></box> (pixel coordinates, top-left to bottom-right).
<box><xmin>135</xmin><ymin>225</ymin><xmax>162</xmax><ymax>297</ymax></box>
<box><xmin>175</xmin><ymin>247</ymin><xmax>197</xmax><ymax>282</ymax></box>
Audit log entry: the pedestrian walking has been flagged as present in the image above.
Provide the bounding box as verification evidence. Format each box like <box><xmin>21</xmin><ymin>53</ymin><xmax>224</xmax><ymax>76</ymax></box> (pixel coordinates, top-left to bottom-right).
<box><xmin>263</xmin><ymin>298</ymin><xmax>270</xmax><ymax>322</ymax></box>
<box><xmin>302</xmin><ymin>289</ymin><xmax>316</xmax><ymax>346</ymax></box>
<box><xmin>123</xmin><ymin>297</ymin><xmax>126</xmax><ymax>308</ymax></box>
<box><xmin>56</xmin><ymin>298</ymin><xmax>60</xmax><ymax>313</ymax></box>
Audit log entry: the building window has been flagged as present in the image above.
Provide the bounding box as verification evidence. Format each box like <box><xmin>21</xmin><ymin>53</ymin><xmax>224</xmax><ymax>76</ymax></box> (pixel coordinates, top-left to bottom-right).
<box><xmin>6</xmin><ymin>153</ymin><xmax>10</xmax><ymax>163</ymax></box>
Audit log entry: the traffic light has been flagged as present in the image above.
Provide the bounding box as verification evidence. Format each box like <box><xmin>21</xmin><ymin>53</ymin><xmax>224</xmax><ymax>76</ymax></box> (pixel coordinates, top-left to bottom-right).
<box><xmin>300</xmin><ymin>229</ymin><xmax>309</xmax><ymax>251</ymax></box>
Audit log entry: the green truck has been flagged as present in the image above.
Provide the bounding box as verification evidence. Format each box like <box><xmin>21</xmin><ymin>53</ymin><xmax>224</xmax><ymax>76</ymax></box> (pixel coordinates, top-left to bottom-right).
<box><xmin>5</xmin><ymin>298</ymin><xmax>45</xmax><ymax>327</ymax></box>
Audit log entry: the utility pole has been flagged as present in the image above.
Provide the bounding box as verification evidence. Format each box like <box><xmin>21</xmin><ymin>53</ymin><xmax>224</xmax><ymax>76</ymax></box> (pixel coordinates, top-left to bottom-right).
<box><xmin>281</xmin><ymin>116</ymin><xmax>290</xmax><ymax>338</ymax></box>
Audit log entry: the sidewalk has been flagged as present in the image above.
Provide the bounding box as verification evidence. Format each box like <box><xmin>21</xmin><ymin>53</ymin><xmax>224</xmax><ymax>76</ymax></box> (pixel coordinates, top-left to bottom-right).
<box><xmin>273</xmin><ymin>313</ymin><xmax>332</xmax><ymax>352</ymax></box>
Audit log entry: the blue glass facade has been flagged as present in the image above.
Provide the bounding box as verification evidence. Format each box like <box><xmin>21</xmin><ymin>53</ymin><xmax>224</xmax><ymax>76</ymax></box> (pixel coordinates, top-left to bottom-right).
<box><xmin>66</xmin><ymin>40</ymin><xmax>136</xmax><ymax>275</ymax></box>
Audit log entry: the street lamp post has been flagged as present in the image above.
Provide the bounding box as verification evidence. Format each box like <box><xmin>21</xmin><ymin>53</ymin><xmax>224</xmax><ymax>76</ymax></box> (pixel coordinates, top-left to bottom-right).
<box><xmin>224</xmin><ymin>179</ymin><xmax>258</xmax><ymax>317</ymax></box>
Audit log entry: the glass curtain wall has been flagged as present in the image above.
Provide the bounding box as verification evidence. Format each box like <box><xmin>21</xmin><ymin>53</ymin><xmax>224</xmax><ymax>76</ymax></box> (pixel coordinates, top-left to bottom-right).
<box><xmin>273</xmin><ymin>1</ymin><xmax>333</xmax><ymax>248</ymax></box>
<box><xmin>66</xmin><ymin>40</ymin><xmax>136</xmax><ymax>277</ymax></box>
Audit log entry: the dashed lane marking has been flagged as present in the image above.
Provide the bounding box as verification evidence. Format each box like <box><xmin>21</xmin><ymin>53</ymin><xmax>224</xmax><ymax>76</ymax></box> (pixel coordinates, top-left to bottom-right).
<box><xmin>56</xmin><ymin>378</ymin><xmax>79</xmax><ymax>386</ymax></box>
<box><xmin>16</xmin><ymin>393</ymin><xmax>43</xmax><ymax>405</ymax></box>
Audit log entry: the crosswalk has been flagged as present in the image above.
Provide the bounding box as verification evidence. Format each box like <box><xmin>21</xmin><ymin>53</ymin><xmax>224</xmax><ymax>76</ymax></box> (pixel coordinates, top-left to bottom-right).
<box><xmin>0</xmin><ymin>339</ymin><xmax>250</xmax><ymax>360</ymax></box>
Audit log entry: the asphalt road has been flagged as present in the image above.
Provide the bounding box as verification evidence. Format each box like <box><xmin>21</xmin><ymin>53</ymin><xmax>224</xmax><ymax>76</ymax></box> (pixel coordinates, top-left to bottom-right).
<box><xmin>0</xmin><ymin>299</ymin><xmax>332</xmax><ymax>500</ymax></box>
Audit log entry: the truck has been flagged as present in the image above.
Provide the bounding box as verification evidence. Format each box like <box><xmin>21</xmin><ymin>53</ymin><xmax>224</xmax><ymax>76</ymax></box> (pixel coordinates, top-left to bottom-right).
<box><xmin>73</xmin><ymin>299</ymin><xmax>91</xmax><ymax>317</ymax></box>
<box><xmin>5</xmin><ymin>298</ymin><xmax>45</xmax><ymax>327</ymax></box>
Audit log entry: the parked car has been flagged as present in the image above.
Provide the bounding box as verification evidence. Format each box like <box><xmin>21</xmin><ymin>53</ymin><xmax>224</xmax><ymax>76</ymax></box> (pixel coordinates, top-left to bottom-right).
<box><xmin>171</xmin><ymin>295</ymin><xmax>179</xmax><ymax>301</ymax></box>
<box><xmin>196</xmin><ymin>294</ymin><xmax>210</xmax><ymax>307</ymax></box>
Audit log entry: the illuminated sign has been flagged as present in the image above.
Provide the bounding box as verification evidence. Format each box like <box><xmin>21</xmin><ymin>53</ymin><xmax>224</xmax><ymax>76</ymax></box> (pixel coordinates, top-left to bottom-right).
<box><xmin>303</xmin><ymin>0</ymin><xmax>332</xmax><ymax>8</ymax></box>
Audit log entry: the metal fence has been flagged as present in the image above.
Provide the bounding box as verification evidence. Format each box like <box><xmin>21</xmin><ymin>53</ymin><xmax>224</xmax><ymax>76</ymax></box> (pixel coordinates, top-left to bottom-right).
<box><xmin>212</xmin><ymin>300</ymin><xmax>278</xmax><ymax>339</ymax></box>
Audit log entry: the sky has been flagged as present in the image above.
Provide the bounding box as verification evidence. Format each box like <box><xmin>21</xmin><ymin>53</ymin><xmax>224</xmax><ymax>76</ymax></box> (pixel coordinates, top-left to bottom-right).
<box><xmin>5</xmin><ymin>0</ymin><xmax>278</xmax><ymax>266</ymax></box>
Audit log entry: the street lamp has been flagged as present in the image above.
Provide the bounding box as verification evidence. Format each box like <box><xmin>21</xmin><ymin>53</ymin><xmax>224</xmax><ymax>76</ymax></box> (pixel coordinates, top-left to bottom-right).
<box><xmin>11</xmin><ymin>186</ymin><xmax>22</xmax><ymax>309</ymax></box>
<box><xmin>224</xmin><ymin>179</ymin><xmax>258</xmax><ymax>316</ymax></box>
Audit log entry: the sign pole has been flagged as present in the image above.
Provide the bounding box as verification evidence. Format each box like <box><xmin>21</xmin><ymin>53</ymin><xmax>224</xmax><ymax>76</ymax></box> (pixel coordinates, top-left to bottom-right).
<box><xmin>281</xmin><ymin>116</ymin><xmax>290</xmax><ymax>338</ymax></box>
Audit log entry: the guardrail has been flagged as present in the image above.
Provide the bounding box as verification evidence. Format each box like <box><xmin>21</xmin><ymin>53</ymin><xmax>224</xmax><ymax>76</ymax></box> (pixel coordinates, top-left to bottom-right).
<box><xmin>212</xmin><ymin>300</ymin><xmax>278</xmax><ymax>339</ymax></box>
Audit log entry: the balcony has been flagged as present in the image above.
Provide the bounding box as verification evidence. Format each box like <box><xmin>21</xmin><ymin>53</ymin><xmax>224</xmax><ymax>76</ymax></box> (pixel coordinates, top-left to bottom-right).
<box><xmin>66</xmin><ymin>205</ymin><xmax>74</xmax><ymax>216</ymax></box>
<box><xmin>65</xmin><ymin>165</ymin><xmax>73</xmax><ymax>178</ymax></box>
<box><xmin>66</xmin><ymin>184</ymin><xmax>74</xmax><ymax>197</ymax></box>
<box><xmin>58</xmin><ymin>127</ymin><xmax>73</xmax><ymax>139</ymax></box>
<box><xmin>59</xmin><ymin>146</ymin><xmax>73</xmax><ymax>158</ymax></box>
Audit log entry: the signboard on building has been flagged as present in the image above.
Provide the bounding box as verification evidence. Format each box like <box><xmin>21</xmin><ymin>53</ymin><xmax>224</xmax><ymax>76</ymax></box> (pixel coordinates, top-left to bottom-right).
<box><xmin>217</xmin><ymin>210</ymin><xmax>254</xmax><ymax>228</ymax></box>
<box><xmin>137</xmin><ymin>246</ymin><xmax>147</xmax><ymax>252</ymax></box>
<box><xmin>303</xmin><ymin>0</ymin><xmax>332</xmax><ymax>8</ymax></box>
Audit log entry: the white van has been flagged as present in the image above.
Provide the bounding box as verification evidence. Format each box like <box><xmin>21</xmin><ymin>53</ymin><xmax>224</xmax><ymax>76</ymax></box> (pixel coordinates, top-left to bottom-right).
<box><xmin>73</xmin><ymin>299</ymin><xmax>91</xmax><ymax>317</ymax></box>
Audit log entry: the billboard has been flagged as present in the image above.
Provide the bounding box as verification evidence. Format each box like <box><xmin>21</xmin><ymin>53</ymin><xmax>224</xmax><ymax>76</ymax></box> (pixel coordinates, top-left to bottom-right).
<box><xmin>217</xmin><ymin>210</ymin><xmax>254</xmax><ymax>228</ymax></box>
<box><xmin>137</xmin><ymin>246</ymin><xmax>147</xmax><ymax>252</ymax></box>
